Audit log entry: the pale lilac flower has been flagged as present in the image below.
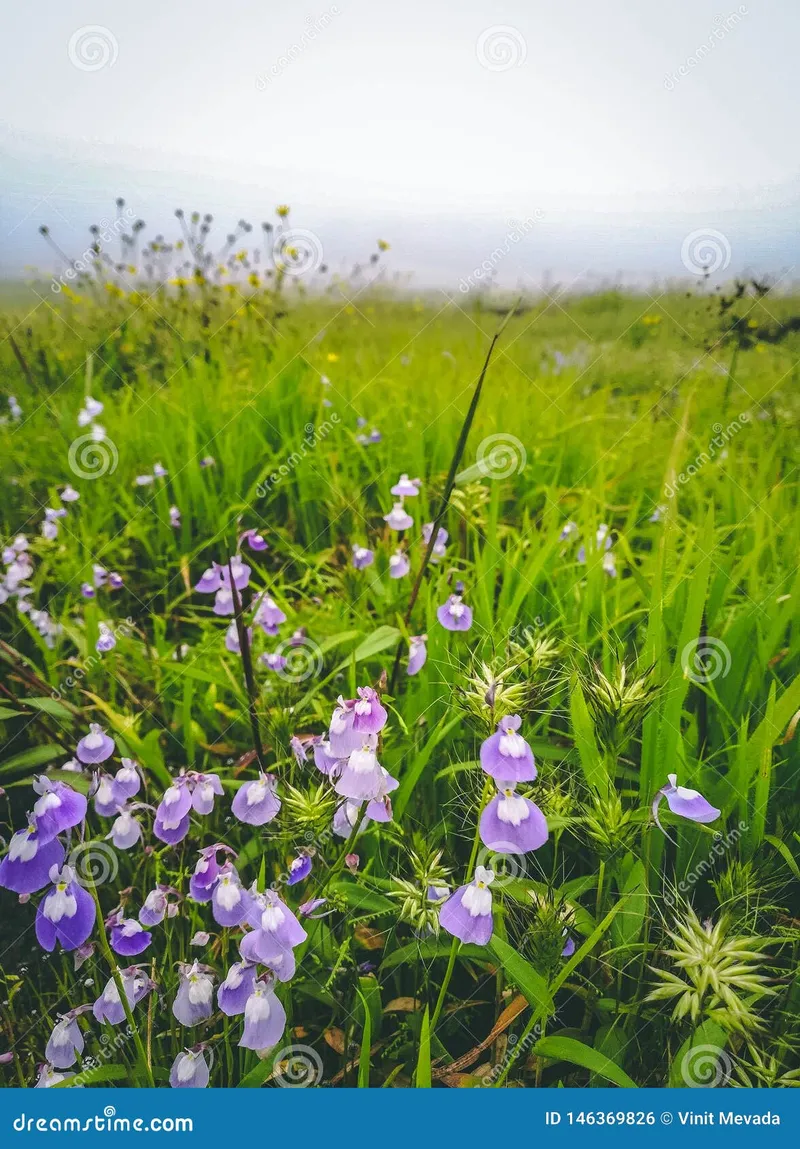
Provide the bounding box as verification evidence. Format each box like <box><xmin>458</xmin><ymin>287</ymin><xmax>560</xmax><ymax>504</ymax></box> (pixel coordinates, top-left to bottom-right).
<box><xmin>92</xmin><ymin>565</ymin><xmax>108</xmax><ymax>588</ymax></box>
<box><xmin>239</xmin><ymin>979</ymin><xmax>286</xmax><ymax>1050</ymax></box>
<box><xmin>199</xmin><ymin>455</ymin><xmax>215</xmax><ymax>468</ymax></box>
<box><xmin>389</xmin><ymin>551</ymin><xmax>410</xmax><ymax>578</ymax></box>
<box><xmin>135</xmin><ymin>473</ymin><xmax>155</xmax><ymax>487</ymax></box>
<box><xmin>351</xmin><ymin>544</ymin><xmax>374</xmax><ymax>570</ymax></box>
<box><xmin>253</xmin><ymin>592</ymin><xmax>286</xmax><ymax>634</ymax></box>
<box><xmin>407</xmin><ymin>635</ymin><xmax>427</xmax><ymax>676</ymax></box>
<box><xmin>190</xmin><ymin>931</ymin><xmax>210</xmax><ymax>947</ymax></box>
<box><xmin>312</xmin><ymin>737</ymin><xmax>341</xmax><ymax>777</ymax></box>
<box><xmin>96</xmin><ymin>623</ymin><xmax>116</xmax><ymax>653</ymax></box>
<box><xmin>335</xmin><ymin>741</ymin><xmax>397</xmax><ymax>804</ymax></box>
<box><xmin>106</xmin><ymin>807</ymin><xmax>142</xmax><ymax>850</ymax></box>
<box><xmin>562</xmin><ymin>932</ymin><xmax>576</xmax><ymax>957</ymax></box>
<box><xmin>153</xmin><ymin>463</ymin><xmax>168</xmax><ymax>478</ymax></box>
<box><xmin>480</xmin><ymin>715</ymin><xmax>536</xmax><ymax>783</ymax></box>
<box><xmin>384</xmin><ymin>502</ymin><xmax>413</xmax><ymax>531</ymax></box>
<box><xmin>218</xmin><ymin>961</ymin><xmax>257</xmax><ymax>1016</ymax></box>
<box><xmin>172</xmin><ymin>962</ymin><xmax>214</xmax><ymax>1026</ymax></box>
<box><xmin>108</xmin><ymin>572</ymin><xmax>124</xmax><ymax>590</ymax></box>
<box><xmin>112</xmin><ymin>759</ymin><xmax>141</xmax><ymax>804</ymax></box>
<box><xmin>391</xmin><ymin>474</ymin><xmax>421</xmax><ymax>497</ymax></box>
<box><xmin>45</xmin><ymin>1015</ymin><xmax>84</xmax><ymax>1069</ymax></box>
<box><xmin>76</xmin><ymin>723</ymin><xmax>115</xmax><ymax>764</ymax></box>
<box><xmin>194</xmin><ymin>564</ymin><xmax>223</xmax><ymax>593</ymax></box>
<box><xmin>240</xmin><ymin>528</ymin><xmax>268</xmax><ymax>552</ymax></box>
<box><xmin>439</xmin><ymin>866</ymin><xmax>495</xmax><ymax>945</ymax></box>
<box><xmin>32</xmin><ymin>777</ymin><xmax>87</xmax><ymax>842</ymax></box>
<box><xmin>287</xmin><ymin>853</ymin><xmax>313</xmax><ymax>885</ymax></box>
<box><xmin>239</xmin><ymin>889</ymin><xmax>307</xmax><ymax>975</ymax></box>
<box><xmin>222</xmin><ymin>555</ymin><xmax>250</xmax><ymax>591</ymax></box>
<box><xmin>190</xmin><ymin>773</ymin><xmax>223</xmax><ymax>815</ymax></box>
<box><xmin>93</xmin><ymin>773</ymin><xmax>122</xmax><ymax>817</ymax></box>
<box><xmin>422</xmin><ymin>522</ymin><xmax>448</xmax><ymax>561</ymax></box>
<box><xmin>437</xmin><ymin>594</ymin><xmax>472</xmax><ymax>632</ymax></box>
<box><xmin>169</xmin><ymin>505</ymin><xmax>181</xmax><ymax>529</ymax></box>
<box><xmin>559</xmin><ymin>521</ymin><xmax>578</xmax><ymax>541</ymax></box>
<box><xmin>140</xmin><ymin>887</ymin><xmax>169</xmax><ymax>926</ymax></box>
<box><xmin>34</xmin><ymin>1065</ymin><xmax>75</xmax><ymax>1088</ymax></box>
<box><xmin>60</xmin><ymin>485</ymin><xmax>80</xmax><ymax>503</ymax></box>
<box><xmin>35</xmin><ymin>865</ymin><xmax>95</xmax><ymax>952</ymax></box>
<box><xmin>479</xmin><ymin>786</ymin><xmax>548</xmax><ymax>853</ymax></box>
<box><xmin>260</xmin><ymin>651</ymin><xmax>287</xmax><ymax>673</ymax></box>
<box><xmin>232</xmin><ymin>773</ymin><xmax>280</xmax><ymax>826</ymax></box>
<box><xmin>154</xmin><ymin>777</ymin><xmax>192</xmax><ymax>845</ymax></box>
<box><xmin>41</xmin><ymin>519</ymin><xmax>59</xmax><ymax>541</ymax></box>
<box><xmin>225</xmin><ymin>621</ymin><xmax>252</xmax><ymax>654</ymax></box>
<box><xmin>652</xmin><ymin>774</ymin><xmax>720</xmax><ymax>833</ymax></box>
<box><xmin>0</xmin><ymin>818</ymin><xmax>65</xmax><ymax>894</ymax></box>
<box><xmin>170</xmin><ymin>1049</ymin><xmax>210</xmax><ymax>1089</ymax></box>
<box><xmin>213</xmin><ymin>587</ymin><xmax>234</xmax><ymax>616</ymax></box>
<box><xmin>93</xmin><ymin>967</ymin><xmax>151</xmax><ymax>1025</ymax></box>
<box><xmin>109</xmin><ymin>915</ymin><xmax>152</xmax><ymax>957</ymax></box>
<box><xmin>211</xmin><ymin>862</ymin><xmax>250</xmax><ymax>927</ymax></box>
<box><xmin>80</xmin><ymin>583</ymin><xmax>96</xmax><ymax>599</ymax></box>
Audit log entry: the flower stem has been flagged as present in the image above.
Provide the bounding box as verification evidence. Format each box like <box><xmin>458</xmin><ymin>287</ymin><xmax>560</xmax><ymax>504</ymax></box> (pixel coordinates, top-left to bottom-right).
<box><xmin>228</xmin><ymin>559</ymin><xmax>265</xmax><ymax>771</ymax></box>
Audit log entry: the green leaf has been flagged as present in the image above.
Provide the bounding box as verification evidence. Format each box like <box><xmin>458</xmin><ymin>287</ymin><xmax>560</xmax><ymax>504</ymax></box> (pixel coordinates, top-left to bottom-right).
<box><xmin>394</xmin><ymin>714</ymin><xmax>462</xmax><ymax>819</ymax></box>
<box><xmin>415</xmin><ymin>1007</ymin><xmax>431</xmax><ymax>1088</ymax></box>
<box><xmin>357</xmin><ymin>988</ymin><xmax>372</xmax><ymax>1088</ymax></box>
<box><xmin>56</xmin><ymin>1064</ymin><xmax>129</xmax><ymax>1087</ymax></box>
<box><xmin>669</xmin><ymin>1020</ymin><xmax>729</xmax><ymax>1088</ymax></box>
<box><xmin>381</xmin><ymin>939</ymin><xmax>489</xmax><ymax>971</ymax></box>
<box><xmin>488</xmin><ymin>936</ymin><xmax>554</xmax><ymax>1015</ymax></box>
<box><xmin>534</xmin><ymin>1036</ymin><xmax>637</xmax><ymax>1088</ymax></box>
<box><xmin>329</xmin><ymin>880</ymin><xmax>396</xmax><ymax>916</ymax></box>
<box><xmin>237</xmin><ymin>1049</ymin><xmax>280</xmax><ymax>1088</ymax></box>
<box><xmin>0</xmin><ymin>743</ymin><xmax>63</xmax><ymax>779</ymax></box>
<box><xmin>569</xmin><ymin>674</ymin><xmax>608</xmax><ymax>797</ymax></box>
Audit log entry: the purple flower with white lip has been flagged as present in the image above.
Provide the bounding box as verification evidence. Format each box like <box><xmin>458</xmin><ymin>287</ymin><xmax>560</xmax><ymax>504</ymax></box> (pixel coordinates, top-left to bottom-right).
<box><xmin>351</xmin><ymin>544</ymin><xmax>374</xmax><ymax>571</ymax></box>
<box><xmin>195</xmin><ymin>564</ymin><xmax>223</xmax><ymax>594</ymax></box>
<box><xmin>241</xmin><ymin>888</ymin><xmax>307</xmax><ymax>963</ymax></box>
<box><xmin>368</xmin><ymin>429</ymin><xmax>381</xmax><ymax>444</ymax></box>
<box><xmin>188</xmin><ymin>845</ymin><xmax>230</xmax><ymax>901</ymax></box>
<box><xmin>200</xmin><ymin>455</ymin><xmax>215</xmax><ymax>468</ymax></box>
<box><xmin>221</xmin><ymin>555</ymin><xmax>250</xmax><ymax>591</ymax></box>
<box><xmin>45</xmin><ymin>1015</ymin><xmax>84</xmax><ymax>1069</ymax></box>
<box><xmin>232</xmin><ymin>773</ymin><xmax>280</xmax><ymax>826</ymax></box>
<box><xmin>35</xmin><ymin>1065</ymin><xmax>75</xmax><ymax>1088</ymax></box>
<box><xmin>112</xmin><ymin>759</ymin><xmax>141</xmax><ymax>804</ymax></box>
<box><xmin>335</xmin><ymin>740</ymin><xmax>392</xmax><ymax>803</ymax></box>
<box><xmin>391</xmin><ymin>474</ymin><xmax>421</xmax><ymax>497</ymax></box>
<box><xmin>190</xmin><ymin>773</ymin><xmax>223</xmax><ymax>815</ymax></box>
<box><xmin>154</xmin><ymin>777</ymin><xmax>193</xmax><ymax>845</ymax></box>
<box><xmin>407</xmin><ymin>635</ymin><xmax>427</xmax><ymax>676</ymax></box>
<box><xmin>0</xmin><ymin>819</ymin><xmax>65</xmax><ymax>894</ymax></box>
<box><xmin>240</xmin><ymin>528</ymin><xmax>268</xmax><ymax>552</ymax></box>
<box><xmin>312</xmin><ymin>737</ymin><xmax>342</xmax><ymax>777</ymax></box>
<box><xmin>352</xmin><ymin>686</ymin><xmax>387</xmax><ymax>734</ymax></box>
<box><xmin>290</xmin><ymin>736</ymin><xmax>308</xmax><ymax>767</ymax></box>
<box><xmin>109</xmin><ymin>915</ymin><xmax>152</xmax><ymax>956</ymax></box>
<box><xmin>170</xmin><ymin>1049</ymin><xmax>210</xmax><ymax>1089</ymax></box>
<box><xmin>260</xmin><ymin>651</ymin><xmax>287</xmax><ymax>673</ymax></box>
<box><xmin>106</xmin><ymin>807</ymin><xmax>142</xmax><ymax>850</ymax></box>
<box><xmin>169</xmin><ymin>505</ymin><xmax>181</xmax><ymax>529</ymax></box>
<box><xmin>225</xmin><ymin>621</ymin><xmax>252</xmax><ymax>654</ymax></box>
<box><xmin>559</xmin><ymin>521</ymin><xmax>578</xmax><ymax>541</ymax></box>
<box><xmin>240</xmin><ymin>980</ymin><xmax>287</xmax><ymax>1050</ymax></box>
<box><xmin>211</xmin><ymin>862</ymin><xmax>250</xmax><ymax>927</ymax></box>
<box><xmin>135</xmin><ymin>473</ymin><xmax>155</xmax><ymax>487</ymax></box>
<box><xmin>173</xmin><ymin>962</ymin><xmax>215</xmax><ymax>1026</ymax></box>
<box><xmin>218</xmin><ymin>961</ymin><xmax>257</xmax><ymax>1016</ymax></box>
<box><xmin>213</xmin><ymin>586</ymin><xmax>234</xmax><ymax>616</ymax></box>
<box><xmin>60</xmin><ymin>485</ymin><xmax>79</xmax><ymax>503</ymax></box>
<box><xmin>480</xmin><ymin>715</ymin><xmax>537</xmax><ymax>783</ymax></box>
<box><xmin>652</xmin><ymin>773</ymin><xmax>720</xmax><ymax>833</ymax></box>
<box><xmin>41</xmin><ymin>519</ymin><xmax>59</xmax><ymax>541</ymax></box>
<box><xmin>384</xmin><ymin>502</ymin><xmax>413</xmax><ymax>531</ymax></box>
<box><xmin>439</xmin><ymin>866</ymin><xmax>495</xmax><ymax>946</ymax></box>
<box><xmin>93</xmin><ymin>773</ymin><xmax>122</xmax><ymax>817</ymax></box>
<box><xmin>365</xmin><ymin>767</ymin><xmax>399</xmax><ymax>824</ymax></box>
<box><xmin>153</xmin><ymin>462</ymin><xmax>168</xmax><ymax>479</ymax></box>
<box><xmin>75</xmin><ymin>723</ymin><xmax>115</xmax><ymax>765</ymax></box>
<box><xmin>299</xmin><ymin>897</ymin><xmax>328</xmax><ymax>918</ymax></box>
<box><xmin>389</xmin><ymin>551</ymin><xmax>410</xmax><ymax>578</ymax></box>
<box><xmin>140</xmin><ymin>887</ymin><xmax>169</xmax><ymax>926</ymax></box>
<box><xmin>561</xmin><ymin>931</ymin><xmax>576</xmax><ymax>957</ymax></box>
<box><xmin>437</xmin><ymin>594</ymin><xmax>473</xmax><ymax>632</ymax></box>
<box><xmin>333</xmin><ymin>800</ymin><xmax>361</xmax><ymax>839</ymax></box>
<box><xmin>35</xmin><ymin>865</ymin><xmax>95</xmax><ymax>952</ymax></box>
<box><xmin>108</xmin><ymin>572</ymin><xmax>123</xmax><ymax>590</ymax></box>
<box><xmin>422</xmin><ymin>522</ymin><xmax>448</xmax><ymax>560</ymax></box>
<box><xmin>479</xmin><ymin>786</ymin><xmax>548</xmax><ymax>853</ymax></box>
<box><xmin>92</xmin><ymin>564</ymin><xmax>108</xmax><ymax>588</ymax></box>
<box><xmin>93</xmin><ymin>967</ymin><xmax>151</xmax><ymax>1025</ymax></box>
<box><xmin>253</xmin><ymin>592</ymin><xmax>286</xmax><ymax>635</ymax></box>
<box><xmin>31</xmin><ymin>777</ymin><xmax>87</xmax><ymax>843</ymax></box>
<box><xmin>96</xmin><ymin>623</ymin><xmax>116</xmax><ymax>654</ymax></box>
<box><xmin>287</xmin><ymin>853</ymin><xmax>313</xmax><ymax>885</ymax></box>
<box><xmin>327</xmin><ymin>698</ymin><xmax>364</xmax><ymax>757</ymax></box>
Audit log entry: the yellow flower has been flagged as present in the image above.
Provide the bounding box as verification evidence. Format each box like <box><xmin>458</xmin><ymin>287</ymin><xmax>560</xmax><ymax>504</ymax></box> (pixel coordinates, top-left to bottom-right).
<box><xmin>377</xmin><ymin>239</ymin><xmax>390</xmax><ymax>251</ymax></box>
<box><xmin>642</xmin><ymin>314</ymin><xmax>661</xmax><ymax>326</ymax></box>
<box><xmin>326</xmin><ymin>352</ymin><xmax>339</xmax><ymax>362</ymax></box>
<box><xmin>248</xmin><ymin>272</ymin><xmax>260</xmax><ymax>287</ymax></box>
<box><xmin>276</xmin><ymin>205</ymin><xmax>290</xmax><ymax>218</ymax></box>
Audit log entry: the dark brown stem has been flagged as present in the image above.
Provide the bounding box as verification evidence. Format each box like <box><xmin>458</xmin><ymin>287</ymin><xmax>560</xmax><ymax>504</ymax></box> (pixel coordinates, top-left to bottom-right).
<box><xmin>227</xmin><ymin>559</ymin><xmax>266</xmax><ymax>771</ymax></box>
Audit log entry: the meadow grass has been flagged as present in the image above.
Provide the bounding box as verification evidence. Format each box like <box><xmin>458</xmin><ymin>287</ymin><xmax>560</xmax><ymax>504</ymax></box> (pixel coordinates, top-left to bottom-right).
<box><xmin>0</xmin><ymin>263</ymin><xmax>799</xmax><ymax>1089</ymax></box>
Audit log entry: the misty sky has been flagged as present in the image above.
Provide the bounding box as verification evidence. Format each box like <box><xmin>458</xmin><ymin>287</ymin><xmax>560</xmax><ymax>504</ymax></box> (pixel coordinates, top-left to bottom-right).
<box><xmin>1</xmin><ymin>0</ymin><xmax>798</xmax><ymax>284</ymax></box>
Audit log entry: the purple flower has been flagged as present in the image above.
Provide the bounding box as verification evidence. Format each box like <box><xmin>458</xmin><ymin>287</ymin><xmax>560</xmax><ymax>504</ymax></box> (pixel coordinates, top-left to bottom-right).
<box><xmin>106</xmin><ymin>807</ymin><xmax>142</xmax><ymax>850</ymax></box>
<box><xmin>480</xmin><ymin>715</ymin><xmax>536</xmax><ymax>783</ymax></box>
<box><xmin>96</xmin><ymin>624</ymin><xmax>117</xmax><ymax>654</ymax></box>
<box><xmin>221</xmin><ymin>555</ymin><xmax>250</xmax><ymax>591</ymax></box>
<box><xmin>0</xmin><ymin>819</ymin><xmax>65</xmax><ymax>894</ymax></box>
<box><xmin>108</xmin><ymin>572</ymin><xmax>124</xmax><ymax>590</ymax></box>
<box><xmin>172</xmin><ymin>962</ymin><xmax>215</xmax><ymax>1026</ymax></box>
<box><xmin>170</xmin><ymin>1049</ymin><xmax>210</xmax><ymax>1089</ymax></box>
<box><xmin>140</xmin><ymin>887</ymin><xmax>169</xmax><ymax>926</ymax></box>
<box><xmin>559</xmin><ymin>521</ymin><xmax>578</xmax><ymax>541</ymax></box>
<box><xmin>422</xmin><ymin>522</ymin><xmax>448</xmax><ymax>561</ymax></box>
<box><xmin>200</xmin><ymin>455</ymin><xmax>215</xmax><ymax>468</ymax></box>
<box><xmin>211</xmin><ymin>862</ymin><xmax>250</xmax><ymax>927</ymax></box>
<box><xmin>232</xmin><ymin>773</ymin><xmax>280</xmax><ymax>826</ymax></box>
<box><xmin>253</xmin><ymin>592</ymin><xmax>286</xmax><ymax>634</ymax></box>
<box><xmin>333</xmin><ymin>800</ymin><xmax>360</xmax><ymax>838</ymax></box>
<box><xmin>45</xmin><ymin>1016</ymin><xmax>84</xmax><ymax>1069</ymax></box>
<box><xmin>93</xmin><ymin>773</ymin><xmax>122</xmax><ymax>817</ymax></box>
<box><xmin>189</xmin><ymin>845</ymin><xmax>228</xmax><ymax>901</ymax></box>
<box><xmin>190</xmin><ymin>773</ymin><xmax>223</xmax><ymax>815</ymax></box>
<box><xmin>60</xmin><ymin>485</ymin><xmax>80</xmax><ymax>503</ymax></box>
<box><xmin>112</xmin><ymin>759</ymin><xmax>141</xmax><ymax>804</ymax></box>
<box><xmin>652</xmin><ymin>774</ymin><xmax>720</xmax><ymax>833</ymax></box>
<box><xmin>110</xmin><ymin>916</ymin><xmax>152</xmax><ymax>956</ymax></box>
<box><xmin>407</xmin><ymin>635</ymin><xmax>427</xmax><ymax>676</ymax></box>
<box><xmin>34</xmin><ymin>1065</ymin><xmax>75</xmax><ymax>1088</ymax></box>
<box><xmin>351</xmin><ymin>544</ymin><xmax>374</xmax><ymax>571</ymax></box>
<box><xmin>218</xmin><ymin>961</ymin><xmax>257</xmax><ymax>1016</ymax></box>
<box><xmin>75</xmin><ymin>723</ymin><xmax>115</xmax><ymax>765</ymax></box>
<box><xmin>169</xmin><ymin>505</ymin><xmax>181</xmax><ymax>529</ymax></box>
<box><xmin>298</xmin><ymin>898</ymin><xmax>328</xmax><ymax>918</ymax></box>
<box><xmin>287</xmin><ymin>853</ymin><xmax>313</xmax><ymax>885</ymax></box>
<box><xmin>93</xmin><ymin>967</ymin><xmax>151</xmax><ymax>1025</ymax></box>
<box><xmin>389</xmin><ymin>551</ymin><xmax>410</xmax><ymax>579</ymax></box>
<box><xmin>195</xmin><ymin>564</ymin><xmax>223</xmax><ymax>594</ymax></box>
<box><xmin>31</xmin><ymin>778</ymin><xmax>87</xmax><ymax>843</ymax></box>
<box><xmin>213</xmin><ymin>587</ymin><xmax>234</xmax><ymax>616</ymax></box>
<box><xmin>312</xmin><ymin>737</ymin><xmax>342</xmax><ymax>777</ymax></box>
<box><xmin>239</xmin><ymin>889</ymin><xmax>307</xmax><ymax>973</ymax></box>
<box><xmin>365</xmin><ymin>767</ymin><xmax>399</xmax><ymax>824</ymax></box>
<box><xmin>352</xmin><ymin>686</ymin><xmax>387</xmax><ymax>734</ymax></box>
<box><xmin>439</xmin><ymin>866</ymin><xmax>495</xmax><ymax>946</ymax></box>
<box><xmin>260</xmin><ymin>651</ymin><xmax>287</xmax><ymax>672</ymax></box>
<box><xmin>35</xmin><ymin>865</ymin><xmax>95</xmax><ymax>952</ymax></box>
<box><xmin>154</xmin><ymin>778</ymin><xmax>193</xmax><ymax>845</ymax></box>
<box><xmin>239</xmin><ymin>528</ymin><xmax>268</xmax><ymax>552</ymax></box>
<box><xmin>153</xmin><ymin>462</ymin><xmax>168</xmax><ymax>479</ymax></box>
<box><xmin>391</xmin><ymin>474</ymin><xmax>421</xmax><ymax>497</ymax></box>
<box><xmin>437</xmin><ymin>594</ymin><xmax>472</xmax><ymax>632</ymax></box>
<box><xmin>239</xmin><ymin>980</ymin><xmax>287</xmax><ymax>1050</ymax></box>
<box><xmin>384</xmin><ymin>502</ymin><xmax>413</xmax><ymax>531</ymax></box>
<box><xmin>93</xmin><ymin>564</ymin><xmax>108</xmax><ymax>588</ymax></box>
<box><xmin>479</xmin><ymin>786</ymin><xmax>548</xmax><ymax>853</ymax></box>
<box><xmin>328</xmin><ymin>698</ymin><xmax>363</xmax><ymax>758</ymax></box>
<box><xmin>225</xmin><ymin>621</ymin><xmax>252</xmax><ymax>654</ymax></box>
<box><xmin>335</xmin><ymin>741</ymin><xmax>391</xmax><ymax>803</ymax></box>
<box><xmin>562</xmin><ymin>931</ymin><xmax>576</xmax><ymax>958</ymax></box>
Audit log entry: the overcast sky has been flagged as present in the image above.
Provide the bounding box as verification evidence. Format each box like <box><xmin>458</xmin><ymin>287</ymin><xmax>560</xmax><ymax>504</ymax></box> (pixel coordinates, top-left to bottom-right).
<box><xmin>1</xmin><ymin>0</ymin><xmax>798</xmax><ymax>284</ymax></box>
